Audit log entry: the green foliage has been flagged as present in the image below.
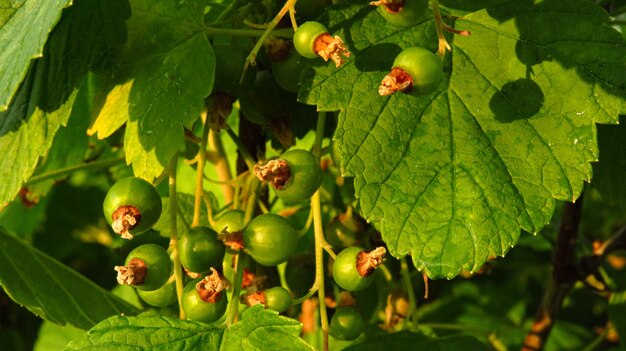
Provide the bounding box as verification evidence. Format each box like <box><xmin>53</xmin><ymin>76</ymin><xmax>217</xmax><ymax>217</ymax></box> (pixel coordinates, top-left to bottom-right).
<box><xmin>63</xmin><ymin>314</ymin><xmax>224</xmax><ymax>350</ymax></box>
<box><xmin>1</xmin><ymin>0</ymin><xmax>626</xmax><ymax>349</ymax></box>
<box><xmin>222</xmin><ymin>305</ymin><xmax>313</xmax><ymax>351</ymax></box>
<box><xmin>300</xmin><ymin>0</ymin><xmax>626</xmax><ymax>278</ymax></box>
<box><xmin>0</xmin><ymin>228</ymin><xmax>139</xmax><ymax>330</ymax></box>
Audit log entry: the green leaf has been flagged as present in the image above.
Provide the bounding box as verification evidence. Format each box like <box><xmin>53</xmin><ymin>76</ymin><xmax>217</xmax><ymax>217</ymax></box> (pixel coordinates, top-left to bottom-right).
<box><xmin>0</xmin><ymin>0</ymin><xmax>71</xmax><ymax>111</ymax></box>
<box><xmin>90</xmin><ymin>0</ymin><xmax>216</xmax><ymax>180</ymax></box>
<box><xmin>0</xmin><ymin>0</ymin><xmax>130</xmax><ymax>205</ymax></box>
<box><xmin>300</xmin><ymin>0</ymin><xmax>626</xmax><ymax>278</ymax></box>
<box><xmin>221</xmin><ymin>305</ymin><xmax>313</xmax><ymax>351</ymax></box>
<box><xmin>64</xmin><ymin>314</ymin><xmax>224</xmax><ymax>350</ymax></box>
<box><xmin>34</xmin><ymin>321</ymin><xmax>85</xmax><ymax>351</ymax></box>
<box><xmin>342</xmin><ymin>332</ymin><xmax>489</xmax><ymax>351</ymax></box>
<box><xmin>124</xmin><ymin>33</ymin><xmax>215</xmax><ymax>180</ymax></box>
<box><xmin>0</xmin><ymin>227</ymin><xmax>139</xmax><ymax>330</ymax></box>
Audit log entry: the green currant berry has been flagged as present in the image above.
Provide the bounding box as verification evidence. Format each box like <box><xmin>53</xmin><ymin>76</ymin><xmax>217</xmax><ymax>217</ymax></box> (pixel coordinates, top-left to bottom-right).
<box><xmin>213</xmin><ymin>210</ymin><xmax>245</xmax><ymax>234</ymax></box>
<box><xmin>376</xmin><ymin>0</ymin><xmax>428</xmax><ymax>28</ymax></box>
<box><xmin>137</xmin><ymin>274</ymin><xmax>177</xmax><ymax>307</ymax></box>
<box><xmin>239</xmin><ymin>70</ymin><xmax>295</xmax><ymax>125</ymax></box>
<box><xmin>285</xmin><ymin>254</ymin><xmax>316</xmax><ymax>297</ymax></box>
<box><xmin>272</xmin><ymin>48</ymin><xmax>306</xmax><ymax>93</ymax></box>
<box><xmin>333</xmin><ymin>247</ymin><xmax>386</xmax><ymax>292</ymax></box>
<box><xmin>243</xmin><ymin>213</ymin><xmax>299</xmax><ymax>266</ymax></box>
<box><xmin>254</xmin><ymin>149</ymin><xmax>323</xmax><ymax>204</ymax></box>
<box><xmin>293</xmin><ymin>21</ymin><xmax>328</xmax><ymax>59</ymax></box>
<box><xmin>264</xmin><ymin>287</ymin><xmax>292</xmax><ymax>313</ymax></box>
<box><xmin>380</xmin><ymin>47</ymin><xmax>443</xmax><ymax>96</ymax></box>
<box><xmin>325</xmin><ymin>212</ymin><xmax>363</xmax><ymax>249</ymax></box>
<box><xmin>115</xmin><ymin>244</ymin><xmax>171</xmax><ymax>291</ymax></box>
<box><xmin>329</xmin><ymin>306</ymin><xmax>364</xmax><ymax>341</ymax></box>
<box><xmin>182</xmin><ymin>272</ymin><xmax>228</xmax><ymax>323</ymax></box>
<box><xmin>178</xmin><ymin>227</ymin><xmax>225</xmax><ymax>274</ymax></box>
<box><xmin>213</xmin><ymin>42</ymin><xmax>255</xmax><ymax>97</ymax></box>
<box><xmin>103</xmin><ymin>177</ymin><xmax>162</xmax><ymax>239</ymax></box>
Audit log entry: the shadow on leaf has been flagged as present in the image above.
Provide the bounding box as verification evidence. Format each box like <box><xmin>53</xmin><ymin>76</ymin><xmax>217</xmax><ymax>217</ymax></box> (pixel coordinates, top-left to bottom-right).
<box><xmin>489</xmin><ymin>78</ymin><xmax>544</xmax><ymax>123</ymax></box>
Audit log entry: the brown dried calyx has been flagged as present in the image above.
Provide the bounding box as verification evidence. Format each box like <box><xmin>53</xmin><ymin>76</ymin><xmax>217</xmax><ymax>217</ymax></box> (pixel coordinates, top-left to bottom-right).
<box><xmin>114</xmin><ymin>258</ymin><xmax>147</xmax><ymax>286</ymax></box>
<box><xmin>112</xmin><ymin>205</ymin><xmax>141</xmax><ymax>239</ymax></box>
<box><xmin>379</xmin><ymin>67</ymin><xmax>413</xmax><ymax>96</ymax></box>
<box><xmin>314</xmin><ymin>33</ymin><xmax>351</xmax><ymax>68</ymax></box>
<box><xmin>242</xmin><ymin>291</ymin><xmax>265</xmax><ymax>307</ymax></box>
<box><xmin>196</xmin><ymin>268</ymin><xmax>230</xmax><ymax>303</ymax></box>
<box><xmin>264</xmin><ymin>36</ymin><xmax>292</xmax><ymax>62</ymax></box>
<box><xmin>356</xmin><ymin>246</ymin><xmax>387</xmax><ymax>277</ymax></box>
<box><xmin>218</xmin><ymin>228</ymin><xmax>244</xmax><ymax>251</ymax></box>
<box><xmin>370</xmin><ymin>0</ymin><xmax>405</xmax><ymax>13</ymax></box>
<box><xmin>254</xmin><ymin>159</ymin><xmax>291</xmax><ymax>189</ymax></box>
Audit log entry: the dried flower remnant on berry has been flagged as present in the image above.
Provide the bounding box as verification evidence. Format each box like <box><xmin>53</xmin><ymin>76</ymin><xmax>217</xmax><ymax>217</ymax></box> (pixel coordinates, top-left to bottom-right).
<box><xmin>254</xmin><ymin>159</ymin><xmax>291</xmax><ymax>189</ymax></box>
<box><xmin>314</xmin><ymin>33</ymin><xmax>351</xmax><ymax>68</ymax></box>
<box><xmin>356</xmin><ymin>246</ymin><xmax>387</xmax><ymax>277</ymax></box>
<box><xmin>111</xmin><ymin>205</ymin><xmax>141</xmax><ymax>239</ymax></box>
<box><xmin>370</xmin><ymin>0</ymin><xmax>404</xmax><ymax>12</ymax></box>
<box><xmin>114</xmin><ymin>258</ymin><xmax>147</xmax><ymax>286</ymax></box>
<box><xmin>196</xmin><ymin>268</ymin><xmax>230</xmax><ymax>303</ymax></box>
<box><xmin>379</xmin><ymin>67</ymin><xmax>413</xmax><ymax>96</ymax></box>
<box><xmin>218</xmin><ymin>227</ymin><xmax>244</xmax><ymax>251</ymax></box>
<box><xmin>242</xmin><ymin>291</ymin><xmax>265</xmax><ymax>306</ymax></box>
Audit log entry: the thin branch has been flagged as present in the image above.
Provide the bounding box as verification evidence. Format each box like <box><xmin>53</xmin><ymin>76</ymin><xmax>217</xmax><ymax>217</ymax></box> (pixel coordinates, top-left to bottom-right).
<box><xmin>522</xmin><ymin>199</ymin><xmax>583</xmax><ymax>351</ymax></box>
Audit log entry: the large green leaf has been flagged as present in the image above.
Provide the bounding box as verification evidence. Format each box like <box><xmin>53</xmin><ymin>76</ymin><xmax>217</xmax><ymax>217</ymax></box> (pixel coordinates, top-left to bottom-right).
<box><xmin>64</xmin><ymin>314</ymin><xmax>224</xmax><ymax>350</ymax></box>
<box><xmin>300</xmin><ymin>0</ymin><xmax>626</xmax><ymax>278</ymax></box>
<box><xmin>0</xmin><ymin>0</ymin><xmax>71</xmax><ymax>111</ymax></box>
<box><xmin>342</xmin><ymin>332</ymin><xmax>489</xmax><ymax>351</ymax></box>
<box><xmin>90</xmin><ymin>0</ymin><xmax>216</xmax><ymax>181</ymax></box>
<box><xmin>0</xmin><ymin>0</ymin><xmax>130</xmax><ymax>205</ymax></box>
<box><xmin>0</xmin><ymin>228</ymin><xmax>139</xmax><ymax>330</ymax></box>
<box><xmin>221</xmin><ymin>305</ymin><xmax>313</xmax><ymax>351</ymax></box>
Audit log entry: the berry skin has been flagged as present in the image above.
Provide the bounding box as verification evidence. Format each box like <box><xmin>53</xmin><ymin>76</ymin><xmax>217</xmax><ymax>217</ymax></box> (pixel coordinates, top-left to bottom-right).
<box><xmin>254</xmin><ymin>149</ymin><xmax>323</xmax><ymax>204</ymax></box>
<box><xmin>243</xmin><ymin>213</ymin><xmax>299</xmax><ymax>266</ymax></box>
<box><xmin>137</xmin><ymin>275</ymin><xmax>177</xmax><ymax>307</ymax></box>
<box><xmin>182</xmin><ymin>272</ymin><xmax>229</xmax><ymax>323</ymax></box>
<box><xmin>213</xmin><ymin>210</ymin><xmax>245</xmax><ymax>234</ymax></box>
<box><xmin>178</xmin><ymin>227</ymin><xmax>225</xmax><ymax>274</ymax></box>
<box><xmin>115</xmin><ymin>244</ymin><xmax>171</xmax><ymax>291</ymax></box>
<box><xmin>239</xmin><ymin>70</ymin><xmax>294</xmax><ymax>126</ymax></box>
<box><xmin>329</xmin><ymin>306</ymin><xmax>364</xmax><ymax>341</ymax></box>
<box><xmin>333</xmin><ymin>247</ymin><xmax>386</xmax><ymax>292</ymax></box>
<box><xmin>264</xmin><ymin>287</ymin><xmax>292</xmax><ymax>313</ymax></box>
<box><xmin>375</xmin><ymin>0</ymin><xmax>428</xmax><ymax>28</ymax></box>
<box><xmin>103</xmin><ymin>177</ymin><xmax>162</xmax><ymax>239</ymax></box>
<box><xmin>379</xmin><ymin>47</ymin><xmax>443</xmax><ymax>96</ymax></box>
<box><xmin>294</xmin><ymin>21</ymin><xmax>351</xmax><ymax>67</ymax></box>
<box><xmin>293</xmin><ymin>21</ymin><xmax>328</xmax><ymax>59</ymax></box>
<box><xmin>272</xmin><ymin>48</ymin><xmax>306</xmax><ymax>94</ymax></box>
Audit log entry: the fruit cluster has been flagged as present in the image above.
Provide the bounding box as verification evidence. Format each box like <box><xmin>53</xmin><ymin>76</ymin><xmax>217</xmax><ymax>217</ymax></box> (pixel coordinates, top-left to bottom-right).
<box><xmin>99</xmin><ymin>0</ymin><xmax>450</xmax><ymax>342</ymax></box>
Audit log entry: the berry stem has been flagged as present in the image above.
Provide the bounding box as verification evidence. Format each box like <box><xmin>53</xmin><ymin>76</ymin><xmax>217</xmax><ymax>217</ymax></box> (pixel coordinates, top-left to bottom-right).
<box><xmin>204</xmin><ymin>26</ymin><xmax>294</xmax><ymax>39</ymax></box>
<box><xmin>25</xmin><ymin>157</ymin><xmax>124</xmax><ymax>186</ymax></box>
<box><xmin>311</xmin><ymin>111</ymin><xmax>330</xmax><ymax>351</ymax></box>
<box><xmin>208</xmin><ymin>130</ymin><xmax>235</xmax><ymax>204</ymax></box>
<box><xmin>226</xmin><ymin>253</ymin><xmax>246</xmax><ymax>326</ymax></box>
<box><xmin>224</xmin><ymin>128</ymin><xmax>257</xmax><ymax>172</ymax></box>
<box><xmin>430</xmin><ymin>0</ymin><xmax>451</xmax><ymax>57</ymax></box>
<box><xmin>167</xmin><ymin>154</ymin><xmax>186</xmax><ymax>319</ymax></box>
<box><xmin>400</xmin><ymin>258</ymin><xmax>418</xmax><ymax>327</ymax></box>
<box><xmin>192</xmin><ymin>104</ymin><xmax>212</xmax><ymax>227</ymax></box>
<box><xmin>242</xmin><ymin>0</ymin><xmax>298</xmax><ymax>79</ymax></box>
